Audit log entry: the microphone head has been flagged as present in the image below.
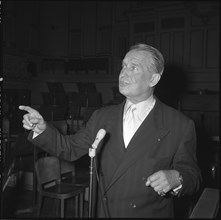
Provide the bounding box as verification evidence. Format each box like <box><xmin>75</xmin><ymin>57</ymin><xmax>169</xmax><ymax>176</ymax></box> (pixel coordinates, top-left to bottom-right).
<box><xmin>92</xmin><ymin>128</ymin><xmax>106</xmax><ymax>149</ymax></box>
<box><xmin>97</xmin><ymin>128</ymin><xmax>106</xmax><ymax>139</ymax></box>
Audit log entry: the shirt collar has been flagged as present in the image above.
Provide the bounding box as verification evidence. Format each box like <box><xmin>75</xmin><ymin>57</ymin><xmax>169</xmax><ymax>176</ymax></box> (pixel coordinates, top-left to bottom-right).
<box><xmin>124</xmin><ymin>95</ymin><xmax>156</xmax><ymax>121</ymax></box>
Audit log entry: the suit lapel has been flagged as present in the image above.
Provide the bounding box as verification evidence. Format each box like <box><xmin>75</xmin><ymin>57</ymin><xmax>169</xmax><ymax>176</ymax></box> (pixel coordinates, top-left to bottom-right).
<box><xmin>105</xmin><ymin>99</ymin><xmax>169</xmax><ymax>191</ymax></box>
<box><xmin>101</xmin><ymin>102</ymin><xmax>125</xmax><ymax>163</ymax></box>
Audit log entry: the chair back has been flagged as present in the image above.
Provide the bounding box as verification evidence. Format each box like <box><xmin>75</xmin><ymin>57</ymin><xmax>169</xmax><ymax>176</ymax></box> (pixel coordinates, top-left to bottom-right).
<box><xmin>35</xmin><ymin>156</ymin><xmax>61</xmax><ymax>189</ymax></box>
<box><xmin>67</xmin><ymin>105</ymin><xmax>81</xmax><ymax>119</ymax></box>
<box><xmin>60</xmin><ymin>159</ymin><xmax>76</xmax><ymax>175</ymax></box>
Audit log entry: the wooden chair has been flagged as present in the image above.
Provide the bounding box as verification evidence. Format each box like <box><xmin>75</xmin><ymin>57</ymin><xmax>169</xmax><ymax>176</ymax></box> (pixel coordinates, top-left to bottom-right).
<box><xmin>11</xmin><ymin>132</ymin><xmax>47</xmax><ymax>206</ymax></box>
<box><xmin>67</xmin><ymin>92</ymin><xmax>86</xmax><ymax>133</ymax></box>
<box><xmin>35</xmin><ymin>156</ymin><xmax>85</xmax><ymax>218</ymax></box>
<box><xmin>60</xmin><ymin>159</ymin><xmax>90</xmax><ymax>217</ymax></box>
<box><xmin>60</xmin><ymin>158</ymin><xmax>90</xmax><ymax>188</ymax></box>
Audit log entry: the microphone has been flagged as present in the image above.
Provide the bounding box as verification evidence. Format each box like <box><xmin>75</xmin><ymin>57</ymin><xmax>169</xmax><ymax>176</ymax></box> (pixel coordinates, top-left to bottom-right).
<box><xmin>89</xmin><ymin>129</ymin><xmax>106</xmax><ymax>217</ymax></box>
<box><xmin>92</xmin><ymin>128</ymin><xmax>106</xmax><ymax>149</ymax></box>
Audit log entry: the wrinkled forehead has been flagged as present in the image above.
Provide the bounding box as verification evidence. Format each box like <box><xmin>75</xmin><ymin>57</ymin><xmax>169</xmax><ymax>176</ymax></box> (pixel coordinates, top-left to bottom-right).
<box><xmin>124</xmin><ymin>49</ymin><xmax>152</xmax><ymax>65</ymax></box>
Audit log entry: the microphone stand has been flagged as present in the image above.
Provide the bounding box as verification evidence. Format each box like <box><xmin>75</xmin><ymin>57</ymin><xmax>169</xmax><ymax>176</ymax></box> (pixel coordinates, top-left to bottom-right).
<box><xmin>88</xmin><ymin>147</ymin><xmax>96</xmax><ymax>218</ymax></box>
<box><xmin>88</xmin><ymin>129</ymin><xmax>107</xmax><ymax>218</ymax></box>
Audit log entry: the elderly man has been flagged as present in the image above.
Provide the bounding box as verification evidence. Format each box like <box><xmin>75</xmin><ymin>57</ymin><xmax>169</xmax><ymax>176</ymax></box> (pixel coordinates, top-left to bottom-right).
<box><xmin>19</xmin><ymin>43</ymin><xmax>201</xmax><ymax>218</ymax></box>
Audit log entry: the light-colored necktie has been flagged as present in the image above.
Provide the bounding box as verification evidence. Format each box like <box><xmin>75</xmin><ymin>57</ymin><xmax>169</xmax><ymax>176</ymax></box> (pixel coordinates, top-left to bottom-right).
<box><xmin>123</xmin><ymin>104</ymin><xmax>138</xmax><ymax>147</ymax></box>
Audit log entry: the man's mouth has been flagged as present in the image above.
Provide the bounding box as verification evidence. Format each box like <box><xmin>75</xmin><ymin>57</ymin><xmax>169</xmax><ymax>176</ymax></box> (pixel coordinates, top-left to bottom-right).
<box><xmin>119</xmin><ymin>80</ymin><xmax>130</xmax><ymax>87</ymax></box>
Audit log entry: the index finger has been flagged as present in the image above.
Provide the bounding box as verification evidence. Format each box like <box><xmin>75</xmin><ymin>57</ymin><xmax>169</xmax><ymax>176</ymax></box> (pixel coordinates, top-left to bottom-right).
<box><xmin>146</xmin><ymin>171</ymin><xmax>161</xmax><ymax>186</ymax></box>
<box><xmin>19</xmin><ymin>105</ymin><xmax>36</xmax><ymax>113</ymax></box>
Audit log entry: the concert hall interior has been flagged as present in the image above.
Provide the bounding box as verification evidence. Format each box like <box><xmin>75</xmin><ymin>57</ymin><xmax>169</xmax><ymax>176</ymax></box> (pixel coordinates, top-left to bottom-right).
<box><xmin>2</xmin><ymin>1</ymin><xmax>219</xmax><ymax>218</ymax></box>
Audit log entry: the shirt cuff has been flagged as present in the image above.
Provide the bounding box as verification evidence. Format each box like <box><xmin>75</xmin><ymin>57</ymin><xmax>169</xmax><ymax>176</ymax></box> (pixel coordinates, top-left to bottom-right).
<box><xmin>173</xmin><ymin>184</ymin><xmax>182</xmax><ymax>192</ymax></box>
<box><xmin>32</xmin><ymin>132</ymin><xmax>39</xmax><ymax>139</ymax></box>
<box><xmin>171</xmin><ymin>174</ymin><xmax>183</xmax><ymax>196</ymax></box>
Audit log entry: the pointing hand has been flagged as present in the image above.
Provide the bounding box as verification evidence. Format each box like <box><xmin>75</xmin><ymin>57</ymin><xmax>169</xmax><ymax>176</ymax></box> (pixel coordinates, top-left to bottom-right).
<box><xmin>19</xmin><ymin>105</ymin><xmax>46</xmax><ymax>134</ymax></box>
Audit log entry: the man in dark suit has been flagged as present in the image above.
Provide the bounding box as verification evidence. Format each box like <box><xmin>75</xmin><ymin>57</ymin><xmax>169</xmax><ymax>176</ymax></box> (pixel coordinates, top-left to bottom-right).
<box><xmin>19</xmin><ymin>43</ymin><xmax>201</xmax><ymax>218</ymax></box>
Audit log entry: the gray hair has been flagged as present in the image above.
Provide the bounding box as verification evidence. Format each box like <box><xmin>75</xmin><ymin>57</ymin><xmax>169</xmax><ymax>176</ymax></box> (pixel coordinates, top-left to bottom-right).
<box><xmin>129</xmin><ymin>43</ymin><xmax>164</xmax><ymax>75</ymax></box>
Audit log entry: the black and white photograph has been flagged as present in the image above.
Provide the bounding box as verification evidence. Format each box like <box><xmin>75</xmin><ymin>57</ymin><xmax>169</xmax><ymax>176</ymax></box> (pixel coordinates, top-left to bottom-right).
<box><xmin>1</xmin><ymin>1</ymin><xmax>219</xmax><ymax>218</ymax></box>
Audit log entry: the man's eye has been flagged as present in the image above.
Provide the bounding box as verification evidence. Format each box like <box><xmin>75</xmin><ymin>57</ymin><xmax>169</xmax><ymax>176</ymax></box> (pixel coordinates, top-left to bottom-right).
<box><xmin>121</xmin><ymin>64</ymin><xmax>138</xmax><ymax>71</ymax></box>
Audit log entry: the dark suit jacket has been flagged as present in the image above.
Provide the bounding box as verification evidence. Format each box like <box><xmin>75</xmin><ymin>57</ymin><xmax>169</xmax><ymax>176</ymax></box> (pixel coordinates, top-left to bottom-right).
<box><xmin>29</xmin><ymin>97</ymin><xmax>201</xmax><ymax>218</ymax></box>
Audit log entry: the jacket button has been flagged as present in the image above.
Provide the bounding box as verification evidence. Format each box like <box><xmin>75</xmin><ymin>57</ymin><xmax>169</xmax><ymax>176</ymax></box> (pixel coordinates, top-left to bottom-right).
<box><xmin>103</xmin><ymin>197</ymin><xmax>107</xmax><ymax>201</ymax></box>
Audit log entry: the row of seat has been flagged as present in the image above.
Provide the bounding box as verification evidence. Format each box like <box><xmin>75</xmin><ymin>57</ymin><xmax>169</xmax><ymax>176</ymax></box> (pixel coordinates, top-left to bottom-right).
<box><xmin>42</xmin><ymin>91</ymin><xmax>102</xmax><ymax>107</ymax></box>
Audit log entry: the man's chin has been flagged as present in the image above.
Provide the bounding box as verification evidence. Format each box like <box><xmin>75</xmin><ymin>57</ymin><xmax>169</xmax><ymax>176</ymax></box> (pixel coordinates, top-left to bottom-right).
<box><xmin>119</xmin><ymin>86</ymin><xmax>129</xmax><ymax>96</ymax></box>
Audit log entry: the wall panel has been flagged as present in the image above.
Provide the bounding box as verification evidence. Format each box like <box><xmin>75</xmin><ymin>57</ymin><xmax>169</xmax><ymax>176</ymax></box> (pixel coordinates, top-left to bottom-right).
<box><xmin>189</xmin><ymin>30</ymin><xmax>204</xmax><ymax>69</ymax></box>
<box><xmin>173</xmin><ymin>31</ymin><xmax>184</xmax><ymax>66</ymax></box>
<box><xmin>160</xmin><ymin>32</ymin><xmax>171</xmax><ymax>64</ymax></box>
<box><xmin>206</xmin><ymin>29</ymin><xmax>219</xmax><ymax>68</ymax></box>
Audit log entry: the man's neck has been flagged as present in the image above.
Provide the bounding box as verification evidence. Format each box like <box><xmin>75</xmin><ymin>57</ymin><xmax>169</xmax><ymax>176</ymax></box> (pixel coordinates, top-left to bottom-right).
<box><xmin>127</xmin><ymin>93</ymin><xmax>153</xmax><ymax>104</ymax></box>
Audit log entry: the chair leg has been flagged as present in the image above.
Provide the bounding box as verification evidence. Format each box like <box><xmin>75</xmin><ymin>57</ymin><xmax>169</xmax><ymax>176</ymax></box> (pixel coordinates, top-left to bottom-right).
<box><xmin>61</xmin><ymin>199</ymin><xmax>64</xmax><ymax>218</ymax></box>
<box><xmin>37</xmin><ymin>194</ymin><xmax>43</xmax><ymax>217</ymax></box>
<box><xmin>80</xmin><ymin>191</ymin><xmax>84</xmax><ymax>218</ymax></box>
<box><xmin>56</xmin><ymin>199</ymin><xmax>60</xmax><ymax>216</ymax></box>
<box><xmin>75</xmin><ymin>195</ymin><xmax>79</xmax><ymax>218</ymax></box>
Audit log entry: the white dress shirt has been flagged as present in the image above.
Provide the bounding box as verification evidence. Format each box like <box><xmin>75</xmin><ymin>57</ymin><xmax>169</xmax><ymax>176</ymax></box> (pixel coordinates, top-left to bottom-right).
<box><xmin>123</xmin><ymin>95</ymin><xmax>156</xmax><ymax>147</ymax></box>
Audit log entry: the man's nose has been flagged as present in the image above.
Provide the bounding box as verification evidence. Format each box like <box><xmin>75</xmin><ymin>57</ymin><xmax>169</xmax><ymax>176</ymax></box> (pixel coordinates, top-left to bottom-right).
<box><xmin>120</xmin><ymin>67</ymin><xmax>128</xmax><ymax>76</ymax></box>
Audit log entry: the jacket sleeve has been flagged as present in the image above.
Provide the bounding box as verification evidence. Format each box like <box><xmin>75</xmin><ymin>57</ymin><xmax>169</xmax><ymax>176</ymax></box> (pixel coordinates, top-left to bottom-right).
<box><xmin>27</xmin><ymin>116</ymin><xmax>97</xmax><ymax>161</ymax></box>
<box><xmin>172</xmin><ymin>119</ymin><xmax>202</xmax><ymax>197</ymax></box>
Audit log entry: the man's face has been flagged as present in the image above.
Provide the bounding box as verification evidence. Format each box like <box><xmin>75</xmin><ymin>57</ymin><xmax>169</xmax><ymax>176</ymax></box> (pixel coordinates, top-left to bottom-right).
<box><xmin>119</xmin><ymin>49</ymin><xmax>156</xmax><ymax>103</ymax></box>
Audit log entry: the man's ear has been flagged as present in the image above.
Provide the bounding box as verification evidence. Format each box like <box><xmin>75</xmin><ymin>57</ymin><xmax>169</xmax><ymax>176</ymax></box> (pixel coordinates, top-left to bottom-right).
<box><xmin>150</xmin><ymin>73</ymin><xmax>161</xmax><ymax>87</ymax></box>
